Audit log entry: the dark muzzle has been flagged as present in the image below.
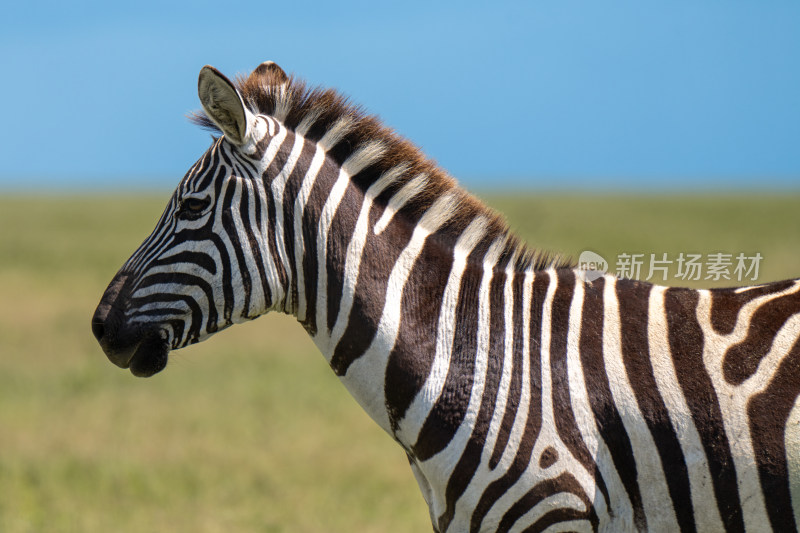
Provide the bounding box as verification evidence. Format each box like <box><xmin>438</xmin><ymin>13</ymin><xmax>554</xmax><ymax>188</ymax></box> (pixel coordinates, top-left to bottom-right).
<box><xmin>91</xmin><ymin>272</ymin><xmax>170</xmax><ymax>377</ymax></box>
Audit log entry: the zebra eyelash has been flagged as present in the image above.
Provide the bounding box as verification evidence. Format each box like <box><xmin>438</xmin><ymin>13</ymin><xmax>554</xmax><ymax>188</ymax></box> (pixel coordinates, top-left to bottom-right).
<box><xmin>176</xmin><ymin>196</ymin><xmax>212</xmax><ymax>221</ymax></box>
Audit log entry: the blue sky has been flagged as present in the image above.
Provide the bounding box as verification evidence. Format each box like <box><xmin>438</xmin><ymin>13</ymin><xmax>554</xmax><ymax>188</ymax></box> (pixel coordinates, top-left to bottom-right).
<box><xmin>2</xmin><ymin>1</ymin><xmax>799</xmax><ymax>190</ymax></box>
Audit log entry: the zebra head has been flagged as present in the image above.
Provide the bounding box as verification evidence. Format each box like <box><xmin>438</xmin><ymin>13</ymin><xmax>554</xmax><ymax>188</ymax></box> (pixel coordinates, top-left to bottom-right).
<box><xmin>92</xmin><ymin>63</ymin><xmax>288</xmax><ymax>376</ymax></box>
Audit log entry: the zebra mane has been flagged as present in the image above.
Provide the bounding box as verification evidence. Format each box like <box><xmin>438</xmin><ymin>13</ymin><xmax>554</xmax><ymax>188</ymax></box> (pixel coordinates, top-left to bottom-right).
<box><xmin>190</xmin><ymin>67</ymin><xmax>574</xmax><ymax>272</ymax></box>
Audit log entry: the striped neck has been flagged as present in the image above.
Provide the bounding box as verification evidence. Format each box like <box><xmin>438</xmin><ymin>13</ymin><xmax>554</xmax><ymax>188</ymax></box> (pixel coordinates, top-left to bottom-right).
<box><xmin>256</xmin><ymin>115</ymin><xmax>528</xmax><ymax>438</ymax></box>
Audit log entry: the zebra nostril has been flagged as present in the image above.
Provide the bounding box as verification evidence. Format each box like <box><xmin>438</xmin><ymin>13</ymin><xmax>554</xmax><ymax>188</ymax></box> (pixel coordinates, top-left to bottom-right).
<box><xmin>91</xmin><ymin>320</ymin><xmax>105</xmax><ymax>342</ymax></box>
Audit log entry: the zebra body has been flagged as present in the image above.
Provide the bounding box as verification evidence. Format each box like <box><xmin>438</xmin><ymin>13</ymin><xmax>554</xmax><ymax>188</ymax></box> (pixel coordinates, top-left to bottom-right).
<box><xmin>92</xmin><ymin>62</ymin><xmax>800</xmax><ymax>532</ymax></box>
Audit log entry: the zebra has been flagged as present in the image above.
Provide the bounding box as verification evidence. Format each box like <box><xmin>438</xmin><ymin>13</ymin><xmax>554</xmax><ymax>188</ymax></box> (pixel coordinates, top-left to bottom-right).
<box><xmin>91</xmin><ymin>61</ymin><xmax>800</xmax><ymax>532</ymax></box>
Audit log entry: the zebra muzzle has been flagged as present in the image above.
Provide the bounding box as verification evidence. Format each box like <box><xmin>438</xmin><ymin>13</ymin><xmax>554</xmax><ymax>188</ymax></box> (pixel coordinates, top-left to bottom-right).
<box><xmin>92</xmin><ymin>312</ymin><xmax>170</xmax><ymax>377</ymax></box>
<box><xmin>92</xmin><ymin>273</ymin><xmax>171</xmax><ymax>377</ymax></box>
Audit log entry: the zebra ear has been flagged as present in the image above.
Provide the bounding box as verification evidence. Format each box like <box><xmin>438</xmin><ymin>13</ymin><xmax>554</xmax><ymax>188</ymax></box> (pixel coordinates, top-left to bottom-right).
<box><xmin>198</xmin><ymin>65</ymin><xmax>257</xmax><ymax>146</ymax></box>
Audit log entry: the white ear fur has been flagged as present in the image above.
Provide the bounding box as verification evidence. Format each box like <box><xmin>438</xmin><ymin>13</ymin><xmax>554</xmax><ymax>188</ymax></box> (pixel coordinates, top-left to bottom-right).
<box><xmin>198</xmin><ymin>65</ymin><xmax>258</xmax><ymax>146</ymax></box>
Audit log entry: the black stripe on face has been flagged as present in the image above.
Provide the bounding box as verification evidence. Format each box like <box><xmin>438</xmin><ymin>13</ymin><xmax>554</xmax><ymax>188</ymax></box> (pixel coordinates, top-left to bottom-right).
<box><xmin>172</xmin><ymin>228</ymin><xmax>234</xmax><ymax>326</ymax></box>
<box><xmin>126</xmin><ymin>203</ymin><xmax>179</xmax><ymax>278</ymax></box>
<box><xmin>664</xmin><ymin>287</ymin><xmax>745</xmax><ymax>532</ymax></box>
<box><xmin>129</xmin><ymin>291</ymin><xmax>203</xmax><ymax>347</ymax></box>
<box><xmin>153</xmin><ymin>251</ymin><xmax>217</xmax><ymax>275</ymax></box>
<box><xmin>130</xmin><ymin>306</ymin><xmax>185</xmax><ymax>317</ymax></box>
<box><xmin>196</xmin><ymin>153</ymin><xmax>237</xmax><ymax>326</ymax></box>
<box><xmin>166</xmin><ymin>318</ymin><xmax>185</xmax><ymax>347</ymax></box>
<box><xmin>616</xmin><ymin>278</ymin><xmax>695</xmax><ymax>532</ymax></box>
<box><xmin>134</xmin><ymin>272</ymin><xmax>219</xmax><ymax>335</ymax></box>
<box><xmin>193</xmin><ymin>140</ymin><xmax>223</xmax><ymax>191</ymax></box>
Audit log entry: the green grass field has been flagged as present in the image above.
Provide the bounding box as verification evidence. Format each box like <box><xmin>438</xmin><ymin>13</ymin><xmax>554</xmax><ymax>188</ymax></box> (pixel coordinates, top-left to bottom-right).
<box><xmin>1</xmin><ymin>192</ymin><xmax>798</xmax><ymax>532</ymax></box>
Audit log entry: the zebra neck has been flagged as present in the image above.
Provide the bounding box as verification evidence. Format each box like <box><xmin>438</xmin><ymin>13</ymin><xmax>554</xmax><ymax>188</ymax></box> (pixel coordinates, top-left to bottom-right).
<box><xmin>260</xmin><ymin>123</ymin><xmax>551</xmax><ymax>442</ymax></box>
<box><xmin>295</xmin><ymin>184</ymin><xmax>516</xmax><ymax>441</ymax></box>
<box><xmin>263</xmin><ymin>126</ymin><xmax>393</xmax><ymax>326</ymax></box>
<box><xmin>261</xmin><ymin>140</ymin><xmax>459</xmax><ymax>434</ymax></box>
<box><xmin>312</xmin><ymin>211</ymin><xmax>499</xmax><ymax>441</ymax></box>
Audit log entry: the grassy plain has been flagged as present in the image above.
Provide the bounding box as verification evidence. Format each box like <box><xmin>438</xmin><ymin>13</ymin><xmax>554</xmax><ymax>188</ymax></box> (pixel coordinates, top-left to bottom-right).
<box><xmin>0</xmin><ymin>192</ymin><xmax>798</xmax><ymax>532</ymax></box>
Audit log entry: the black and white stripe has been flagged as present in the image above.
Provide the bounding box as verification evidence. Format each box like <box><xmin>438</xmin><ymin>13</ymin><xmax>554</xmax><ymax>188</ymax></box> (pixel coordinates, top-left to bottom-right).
<box><xmin>93</xmin><ymin>62</ymin><xmax>800</xmax><ymax>532</ymax></box>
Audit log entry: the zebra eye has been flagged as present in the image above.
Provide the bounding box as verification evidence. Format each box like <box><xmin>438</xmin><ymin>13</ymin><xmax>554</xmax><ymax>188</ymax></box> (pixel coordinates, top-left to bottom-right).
<box><xmin>177</xmin><ymin>196</ymin><xmax>211</xmax><ymax>220</ymax></box>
